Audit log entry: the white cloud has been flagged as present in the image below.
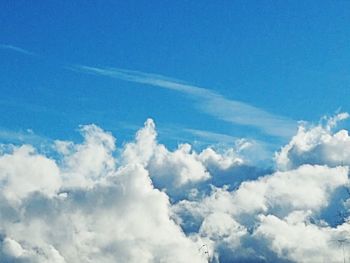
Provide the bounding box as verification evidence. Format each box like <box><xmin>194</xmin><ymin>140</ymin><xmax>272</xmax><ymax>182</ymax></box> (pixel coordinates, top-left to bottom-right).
<box><xmin>232</xmin><ymin>164</ymin><xmax>348</xmax><ymax>216</ymax></box>
<box><xmin>121</xmin><ymin>119</ymin><xmax>246</xmax><ymax>195</ymax></box>
<box><xmin>1</xmin><ymin>117</ymin><xmax>350</xmax><ymax>262</ymax></box>
<box><xmin>198</xmin><ymin>147</ymin><xmax>243</xmax><ymax>171</ymax></box>
<box><xmin>55</xmin><ymin>124</ymin><xmax>116</xmax><ymax>189</ymax></box>
<box><xmin>276</xmin><ymin>112</ymin><xmax>350</xmax><ymax>170</ymax></box>
<box><xmin>148</xmin><ymin>143</ymin><xmax>211</xmax><ymax>187</ymax></box>
<box><xmin>175</xmin><ymin>164</ymin><xmax>348</xmax><ymax>222</ymax></box>
<box><xmin>255</xmin><ymin>211</ymin><xmax>350</xmax><ymax>263</ymax></box>
<box><xmin>199</xmin><ymin>212</ymin><xmax>247</xmax><ymax>247</ymax></box>
<box><xmin>2</xmin><ymin>237</ymin><xmax>25</xmax><ymax>258</ymax></box>
<box><xmin>121</xmin><ymin>119</ymin><xmax>210</xmax><ymax>188</ymax></box>
<box><xmin>121</xmin><ymin>119</ymin><xmax>157</xmax><ymax>166</ymax></box>
<box><xmin>0</xmin><ymin>145</ymin><xmax>61</xmax><ymax>204</ymax></box>
<box><xmin>173</xmin><ymin>163</ymin><xmax>348</xmax><ymax>261</ymax></box>
<box><xmin>0</xmin><ymin>121</ymin><xmax>210</xmax><ymax>263</ymax></box>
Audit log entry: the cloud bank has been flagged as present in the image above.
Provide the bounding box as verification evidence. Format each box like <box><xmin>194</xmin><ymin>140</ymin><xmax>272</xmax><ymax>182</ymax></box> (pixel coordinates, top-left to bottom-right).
<box><xmin>1</xmin><ymin>114</ymin><xmax>350</xmax><ymax>262</ymax></box>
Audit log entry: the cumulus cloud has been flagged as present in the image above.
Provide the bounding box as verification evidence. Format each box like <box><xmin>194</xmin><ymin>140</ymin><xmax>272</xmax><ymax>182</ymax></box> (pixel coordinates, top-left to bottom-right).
<box><xmin>1</xmin><ymin>116</ymin><xmax>350</xmax><ymax>262</ymax></box>
<box><xmin>174</xmin><ymin>164</ymin><xmax>348</xmax><ymax>221</ymax></box>
<box><xmin>121</xmin><ymin>119</ymin><xmax>210</xmax><ymax>191</ymax></box>
<box><xmin>255</xmin><ymin>211</ymin><xmax>350</xmax><ymax>263</ymax></box>
<box><xmin>2</xmin><ymin>237</ymin><xmax>25</xmax><ymax>258</ymax></box>
<box><xmin>173</xmin><ymin>164</ymin><xmax>349</xmax><ymax>261</ymax></box>
<box><xmin>55</xmin><ymin>124</ymin><xmax>116</xmax><ymax>189</ymax></box>
<box><xmin>276</xmin><ymin>112</ymin><xmax>350</xmax><ymax>170</ymax></box>
<box><xmin>121</xmin><ymin>119</ymin><xmax>247</xmax><ymax>199</ymax></box>
<box><xmin>0</xmin><ymin>145</ymin><xmax>61</xmax><ymax>204</ymax></box>
<box><xmin>0</xmin><ymin>122</ymin><xmax>207</xmax><ymax>263</ymax></box>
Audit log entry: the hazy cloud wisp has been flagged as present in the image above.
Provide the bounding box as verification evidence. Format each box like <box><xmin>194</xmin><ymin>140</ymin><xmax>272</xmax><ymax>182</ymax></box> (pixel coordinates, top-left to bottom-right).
<box><xmin>74</xmin><ymin>66</ymin><xmax>297</xmax><ymax>138</ymax></box>
<box><xmin>0</xmin><ymin>44</ymin><xmax>36</xmax><ymax>56</ymax></box>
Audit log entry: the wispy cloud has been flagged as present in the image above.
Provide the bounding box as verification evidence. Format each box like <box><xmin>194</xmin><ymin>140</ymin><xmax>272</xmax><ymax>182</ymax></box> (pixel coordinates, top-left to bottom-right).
<box><xmin>72</xmin><ymin>65</ymin><xmax>297</xmax><ymax>138</ymax></box>
<box><xmin>0</xmin><ymin>44</ymin><xmax>36</xmax><ymax>56</ymax></box>
<box><xmin>0</xmin><ymin>128</ymin><xmax>46</xmax><ymax>145</ymax></box>
<box><xmin>183</xmin><ymin>128</ymin><xmax>238</xmax><ymax>144</ymax></box>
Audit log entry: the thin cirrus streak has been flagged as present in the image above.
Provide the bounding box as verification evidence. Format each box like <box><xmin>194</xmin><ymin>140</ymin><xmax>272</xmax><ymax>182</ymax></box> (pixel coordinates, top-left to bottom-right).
<box><xmin>72</xmin><ymin>65</ymin><xmax>297</xmax><ymax>138</ymax></box>
<box><xmin>0</xmin><ymin>44</ymin><xmax>36</xmax><ymax>56</ymax></box>
<box><xmin>183</xmin><ymin>128</ymin><xmax>239</xmax><ymax>143</ymax></box>
<box><xmin>0</xmin><ymin>128</ymin><xmax>46</xmax><ymax>145</ymax></box>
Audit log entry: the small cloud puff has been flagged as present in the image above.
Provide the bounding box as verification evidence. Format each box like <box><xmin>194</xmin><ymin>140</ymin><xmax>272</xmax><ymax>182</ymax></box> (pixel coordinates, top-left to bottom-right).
<box><xmin>276</xmin><ymin>112</ymin><xmax>350</xmax><ymax>170</ymax></box>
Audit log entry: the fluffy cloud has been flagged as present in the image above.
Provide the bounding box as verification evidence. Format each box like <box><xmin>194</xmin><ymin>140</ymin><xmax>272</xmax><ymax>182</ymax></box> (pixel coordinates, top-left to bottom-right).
<box><xmin>122</xmin><ymin>119</ymin><xmax>210</xmax><ymax>187</ymax></box>
<box><xmin>55</xmin><ymin>124</ymin><xmax>116</xmax><ymax>189</ymax></box>
<box><xmin>276</xmin><ymin>112</ymin><xmax>350</xmax><ymax>170</ymax></box>
<box><xmin>255</xmin><ymin>211</ymin><xmax>350</xmax><ymax>263</ymax></box>
<box><xmin>173</xmin><ymin>163</ymin><xmax>349</xmax><ymax>262</ymax></box>
<box><xmin>174</xmin><ymin>164</ymin><xmax>348</xmax><ymax>221</ymax></box>
<box><xmin>121</xmin><ymin>119</ymin><xmax>245</xmax><ymax>198</ymax></box>
<box><xmin>232</xmin><ymin>164</ymin><xmax>348</xmax><ymax>216</ymax></box>
<box><xmin>0</xmin><ymin>123</ymin><xmax>206</xmax><ymax>263</ymax></box>
<box><xmin>1</xmin><ymin>116</ymin><xmax>350</xmax><ymax>262</ymax></box>
<box><xmin>0</xmin><ymin>145</ymin><xmax>61</xmax><ymax>204</ymax></box>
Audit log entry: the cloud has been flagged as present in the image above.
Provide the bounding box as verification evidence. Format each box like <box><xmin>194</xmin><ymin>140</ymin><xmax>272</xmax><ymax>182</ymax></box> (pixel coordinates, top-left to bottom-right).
<box><xmin>73</xmin><ymin>66</ymin><xmax>297</xmax><ymax>138</ymax></box>
<box><xmin>1</xmin><ymin>116</ymin><xmax>350</xmax><ymax>262</ymax></box>
<box><xmin>0</xmin><ymin>145</ymin><xmax>61</xmax><ymax>204</ymax></box>
<box><xmin>55</xmin><ymin>124</ymin><xmax>116</xmax><ymax>189</ymax></box>
<box><xmin>173</xmin><ymin>164</ymin><xmax>349</xmax><ymax>262</ymax></box>
<box><xmin>121</xmin><ymin>119</ymin><xmax>246</xmax><ymax>199</ymax></box>
<box><xmin>174</xmin><ymin>164</ymin><xmax>348</xmax><ymax>223</ymax></box>
<box><xmin>2</xmin><ymin>237</ymin><xmax>25</xmax><ymax>258</ymax></box>
<box><xmin>0</xmin><ymin>44</ymin><xmax>35</xmax><ymax>56</ymax></box>
<box><xmin>120</xmin><ymin>119</ymin><xmax>270</xmax><ymax>202</ymax></box>
<box><xmin>255</xmin><ymin>211</ymin><xmax>350</xmax><ymax>263</ymax></box>
<box><xmin>0</xmin><ymin>122</ymin><xmax>207</xmax><ymax>263</ymax></box>
<box><xmin>276</xmin><ymin>112</ymin><xmax>350</xmax><ymax>170</ymax></box>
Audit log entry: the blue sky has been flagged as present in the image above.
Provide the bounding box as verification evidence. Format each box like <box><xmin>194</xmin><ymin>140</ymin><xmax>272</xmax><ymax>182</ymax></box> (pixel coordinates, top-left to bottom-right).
<box><xmin>1</xmin><ymin>0</ymin><xmax>350</xmax><ymax>150</ymax></box>
<box><xmin>3</xmin><ymin>2</ymin><xmax>350</xmax><ymax>262</ymax></box>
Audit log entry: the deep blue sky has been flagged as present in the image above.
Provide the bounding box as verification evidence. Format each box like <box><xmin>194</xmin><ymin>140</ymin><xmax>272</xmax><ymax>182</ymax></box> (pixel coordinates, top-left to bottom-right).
<box><xmin>1</xmin><ymin>1</ymin><xmax>350</xmax><ymax>150</ymax></box>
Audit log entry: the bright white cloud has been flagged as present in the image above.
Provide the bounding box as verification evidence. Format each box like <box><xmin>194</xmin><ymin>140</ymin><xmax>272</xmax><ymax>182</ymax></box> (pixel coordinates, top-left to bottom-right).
<box><xmin>255</xmin><ymin>211</ymin><xmax>350</xmax><ymax>263</ymax></box>
<box><xmin>122</xmin><ymin>119</ymin><xmax>210</xmax><ymax>188</ymax></box>
<box><xmin>276</xmin><ymin>112</ymin><xmax>350</xmax><ymax>170</ymax></box>
<box><xmin>198</xmin><ymin>147</ymin><xmax>243</xmax><ymax>171</ymax></box>
<box><xmin>0</xmin><ymin>122</ymin><xmax>207</xmax><ymax>263</ymax></box>
<box><xmin>174</xmin><ymin>164</ymin><xmax>348</xmax><ymax>221</ymax></box>
<box><xmin>173</xmin><ymin>163</ymin><xmax>348</xmax><ymax>261</ymax></box>
<box><xmin>1</xmin><ymin>116</ymin><xmax>350</xmax><ymax>262</ymax></box>
<box><xmin>233</xmin><ymin>164</ymin><xmax>348</xmax><ymax>216</ymax></box>
<box><xmin>0</xmin><ymin>145</ymin><xmax>61</xmax><ymax>204</ymax></box>
<box><xmin>55</xmin><ymin>124</ymin><xmax>116</xmax><ymax>189</ymax></box>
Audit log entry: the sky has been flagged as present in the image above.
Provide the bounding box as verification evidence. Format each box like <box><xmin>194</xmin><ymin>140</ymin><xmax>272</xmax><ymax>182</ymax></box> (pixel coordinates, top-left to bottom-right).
<box><xmin>1</xmin><ymin>1</ymin><xmax>350</xmax><ymax>148</ymax></box>
<box><xmin>2</xmin><ymin>1</ymin><xmax>350</xmax><ymax>262</ymax></box>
